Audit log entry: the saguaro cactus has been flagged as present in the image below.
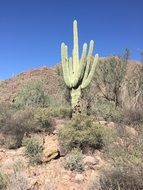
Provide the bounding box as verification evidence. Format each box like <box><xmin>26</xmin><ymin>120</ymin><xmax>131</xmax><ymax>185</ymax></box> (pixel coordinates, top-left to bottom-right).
<box><xmin>61</xmin><ymin>20</ymin><xmax>99</xmax><ymax>111</ymax></box>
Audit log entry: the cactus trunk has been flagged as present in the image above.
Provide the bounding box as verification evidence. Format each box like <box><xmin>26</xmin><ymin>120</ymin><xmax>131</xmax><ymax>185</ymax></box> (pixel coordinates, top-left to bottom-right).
<box><xmin>71</xmin><ymin>86</ymin><xmax>81</xmax><ymax>108</ymax></box>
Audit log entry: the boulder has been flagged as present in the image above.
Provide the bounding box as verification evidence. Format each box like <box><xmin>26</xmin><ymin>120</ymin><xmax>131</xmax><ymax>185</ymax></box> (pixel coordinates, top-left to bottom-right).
<box><xmin>124</xmin><ymin>125</ymin><xmax>138</xmax><ymax>137</ymax></box>
<box><xmin>75</xmin><ymin>174</ymin><xmax>84</xmax><ymax>183</ymax></box>
<box><xmin>42</xmin><ymin>146</ymin><xmax>59</xmax><ymax>162</ymax></box>
<box><xmin>83</xmin><ymin>156</ymin><xmax>97</xmax><ymax>165</ymax></box>
<box><xmin>107</xmin><ymin>122</ymin><xmax>115</xmax><ymax>128</ymax></box>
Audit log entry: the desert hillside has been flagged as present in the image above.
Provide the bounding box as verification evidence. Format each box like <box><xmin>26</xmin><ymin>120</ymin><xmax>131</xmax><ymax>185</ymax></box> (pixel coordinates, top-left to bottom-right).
<box><xmin>0</xmin><ymin>59</ymin><xmax>142</xmax><ymax>106</ymax></box>
<box><xmin>0</xmin><ymin>58</ymin><xmax>143</xmax><ymax>190</ymax></box>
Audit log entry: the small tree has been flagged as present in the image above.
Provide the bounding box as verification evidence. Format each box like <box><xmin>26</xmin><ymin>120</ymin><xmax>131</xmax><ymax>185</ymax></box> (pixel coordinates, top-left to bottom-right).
<box><xmin>94</xmin><ymin>55</ymin><xmax>128</xmax><ymax>107</ymax></box>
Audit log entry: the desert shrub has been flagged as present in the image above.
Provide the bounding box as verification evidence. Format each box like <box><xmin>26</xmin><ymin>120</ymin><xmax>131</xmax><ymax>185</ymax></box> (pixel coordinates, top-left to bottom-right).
<box><xmin>100</xmin><ymin>164</ymin><xmax>143</xmax><ymax>190</ymax></box>
<box><xmin>108</xmin><ymin>132</ymin><xmax>143</xmax><ymax>166</ymax></box>
<box><xmin>7</xmin><ymin>172</ymin><xmax>29</xmax><ymax>190</ymax></box>
<box><xmin>123</xmin><ymin>107</ymin><xmax>143</xmax><ymax>125</ymax></box>
<box><xmin>43</xmin><ymin>106</ymin><xmax>72</xmax><ymax>119</ymax></box>
<box><xmin>24</xmin><ymin>138</ymin><xmax>43</xmax><ymax>164</ymax></box>
<box><xmin>91</xmin><ymin>97</ymin><xmax>123</xmax><ymax>122</ymax></box>
<box><xmin>33</xmin><ymin>107</ymin><xmax>55</xmax><ymax>133</ymax></box>
<box><xmin>56</xmin><ymin>65</ymin><xmax>71</xmax><ymax>105</ymax></box>
<box><xmin>33</xmin><ymin>106</ymin><xmax>71</xmax><ymax>132</ymax></box>
<box><xmin>15</xmin><ymin>80</ymin><xmax>50</xmax><ymax>108</ymax></box>
<box><xmin>1</xmin><ymin>108</ymin><xmax>34</xmax><ymax>149</ymax></box>
<box><xmin>94</xmin><ymin>56</ymin><xmax>127</xmax><ymax>107</ymax></box>
<box><xmin>122</xmin><ymin>63</ymin><xmax>143</xmax><ymax>125</ymax></box>
<box><xmin>59</xmin><ymin>115</ymin><xmax>116</xmax><ymax>153</ymax></box>
<box><xmin>64</xmin><ymin>148</ymin><xmax>84</xmax><ymax>172</ymax></box>
<box><xmin>0</xmin><ymin>102</ymin><xmax>16</xmax><ymax>129</ymax></box>
<box><xmin>57</xmin><ymin>107</ymin><xmax>72</xmax><ymax>118</ymax></box>
<box><xmin>0</xmin><ymin>172</ymin><xmax>8</xmax><ymax>190</ymax></box>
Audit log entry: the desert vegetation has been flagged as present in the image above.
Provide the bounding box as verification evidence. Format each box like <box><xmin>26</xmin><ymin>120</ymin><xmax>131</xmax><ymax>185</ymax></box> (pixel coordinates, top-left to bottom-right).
<box><xmin>0</xmin><ymin>20</ymin><xmax>143</xmax><ymax>190</ymax></box>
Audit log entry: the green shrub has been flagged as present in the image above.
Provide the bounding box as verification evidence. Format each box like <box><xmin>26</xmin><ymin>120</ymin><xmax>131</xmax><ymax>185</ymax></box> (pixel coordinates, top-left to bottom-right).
<box><xmin>24</xmin><ymin>138</ymin><xmax>43</xmax><ymax>164</ymax></box>
<box><xmin>64</xmin><ymin>148</ymin><xmax>84</xmax><ymax>172</ymax></box>
<box><xmin>107</xmin><ymin>131</ymin><xmax>143</xmax><ymax>166</ymax></box>
<box><xmin>15</xmin><ymin>80</ymin><xmax>50</xmax><ymax>108</ymax></box>
<box><xmin>59</xmin><ymin>115</ymin><xmax>116</xmax><ymax>153</ymax></box>
<box><xmin>41</xmin><ymin>106</ymin><xmax>72</xmax><ymax>119</ymax></box>
<box><xmin>58</xmin><ymin>107</ymin><xmax>72</xmax><ymax>118</ymax></box>
<box><xmin>33</xmin><ymin>107</ymin><xmax>55</xmax><ymax>133</ymax></box>
<box><xmin>91</xmin><ymin>98</ymin><xmax>123</xmax><ymax>122</ymax></box>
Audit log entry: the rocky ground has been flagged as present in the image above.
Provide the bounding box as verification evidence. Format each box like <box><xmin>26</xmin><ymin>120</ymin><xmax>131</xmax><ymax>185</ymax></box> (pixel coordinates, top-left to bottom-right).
<box><xmin>0</xmin><ymin>119</ymin><xmax>111</xmax><ymax>190</ymax></box>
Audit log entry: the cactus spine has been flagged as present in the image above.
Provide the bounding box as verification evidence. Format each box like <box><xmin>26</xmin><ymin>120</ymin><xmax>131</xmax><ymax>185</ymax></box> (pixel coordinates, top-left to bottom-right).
<box><xmin>61</xmin><ymin>20</ymin><xmax>99</xmax><ymax>108</ymax></box>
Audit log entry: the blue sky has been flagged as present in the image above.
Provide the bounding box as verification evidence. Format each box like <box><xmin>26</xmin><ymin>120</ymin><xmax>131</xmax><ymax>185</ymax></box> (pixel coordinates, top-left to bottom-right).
<box><xmin>0</xmin><ymin>0</ymin><xmax>143</xmax><ymax>79</ymax></box>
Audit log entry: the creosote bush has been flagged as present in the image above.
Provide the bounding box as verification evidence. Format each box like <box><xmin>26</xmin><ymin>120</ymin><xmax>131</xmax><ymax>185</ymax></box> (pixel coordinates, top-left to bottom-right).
<box><xmin>59</xmin><ymin>115</ymin><xmax>116</xmax><ymax>153</ymax></box>
<box><xmin>64</xmin><ymin>148</ymin><xmax>84</xmax><ymax>172</ymax></box>
<box><xmin>24</xmin><ymin>138</ymin><xmax>43</xmax><ymax>165</ymax></box>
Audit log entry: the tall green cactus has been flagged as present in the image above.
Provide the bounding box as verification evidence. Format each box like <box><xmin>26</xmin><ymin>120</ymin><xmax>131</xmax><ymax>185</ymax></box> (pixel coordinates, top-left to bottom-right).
<box><xmin>61</xmin><ymin>20</ymin><xmax>99</xmax><ymax>108</ymax></box>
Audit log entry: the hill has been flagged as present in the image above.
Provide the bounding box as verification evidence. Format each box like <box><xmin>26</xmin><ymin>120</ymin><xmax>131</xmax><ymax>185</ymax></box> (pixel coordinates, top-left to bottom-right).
<box><xmin>0</xmin><ymin>58</ymin><xmax>143</xmax><ymax>125</ymax></box>
<box><xmin>0</xmin><ymin>58</ymin><xmax>143</xmax><ymax>190</ymax></box>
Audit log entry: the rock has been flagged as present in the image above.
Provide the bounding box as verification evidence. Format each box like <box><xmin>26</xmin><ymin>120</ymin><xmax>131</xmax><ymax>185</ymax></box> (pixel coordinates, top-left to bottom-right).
<box><xmin>97</xmin><ymin>117</ymin><xmax>104</xmax><ymax>121</ymax></box>
<box><xmin>62</xmin><ymin>174</ymin><xmax>70</xmax><ymax>181</ymax></box>
<box><xmin>52</xmin><ymin>129</ymin><xmax>59</xmax><ymax>135</ymax></box>
<box><xmin>29</xmin><ymin>178</ymin><xmax>40</xmax><ymax>189</ymax></box>
<box><xmin>107</xmin><ymin>122</ymin><xmax>115</xmax><ymax>128</ymax></box>
<box><xmin>75</xmin><ymin>174</ymin><xmax>84</xmax><ymax>183</ymax></box>
<box><xmin>69</xmin><ymin>185</ymin><xmax>79</xmax><ymax>190</ymax></box>
<box><xmin>83</xmin><ymin>156</ymin><xmax>97</xmax><ymax>165</ymax></box>
<box><xmin>124</xmin><ymin>126</ymin><xmax>138</xmax><ymax>137</ymax></box>
<box><xmin>0</xmin><ymin>150</ymin><xmax>5</xmax><ymax>161</ymax></box>
<box><xmin>42</xmin><ymin>146</ymin><xmax>59</xmax><ymax>162</ymax></box>
<box><xmin>59</xmin><ymin>146</ymin><xmax>67</xmax><ymax>157</ymax></box>
<box><xmin>42</xmin><ymin>135</ymin><xmax>60</xmax><ymax>162</ymax></box>
<box><xmin>16</xmin><ymin>147</ymin><xmax>25</xmax><ymax>156</ymax></box>
<box><xmin>98</xmin><ymin>120</ymin><xmax>108</xmax><ymax>125</ymax></box>
<box><xmin>94</xmin><ymin>156</ymin><xmax>104</xmax><ymax>168</ymax></box>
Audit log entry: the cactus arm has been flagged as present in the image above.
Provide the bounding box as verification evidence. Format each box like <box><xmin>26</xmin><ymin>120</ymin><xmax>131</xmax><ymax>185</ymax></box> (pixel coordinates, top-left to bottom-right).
<box><xmin>73</xmin><ymin>20</ymin><xmax>79</xmax><ymax>73</ymax></box>
<box><xmin>61</xmin><ymin>43</ymin><xmax>71</xmax><ymax>88</ymax></box>
<box><xmin>69</xmin><ymin>57</ymin><xmax>74</xmax><ymax>85</ymax></box>
<box><xmin>79</xmin><ymin>43</ymin><xmax>88</xmax><ymax>80</ymax></box>
<box><xmin>72</xmin><ymin>43</ymin><xmax>87</xmax><ymax>87</ymax></box>
<box><xmin>81</xmin><ymin>54</ymin><xmax>99</xmax><ymax>89</ymax></box>
<box><xmin>82</xmin><ymin>40</ymin><xmax>94</xmax><ymax>82</ymax></box>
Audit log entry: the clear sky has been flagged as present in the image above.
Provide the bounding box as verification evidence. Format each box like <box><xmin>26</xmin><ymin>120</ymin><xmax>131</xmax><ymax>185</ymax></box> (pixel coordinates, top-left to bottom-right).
<box><xmin>0</xmin><ymin>0</ymin><xmax>143</xmax><ymax>79</ymax></box>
